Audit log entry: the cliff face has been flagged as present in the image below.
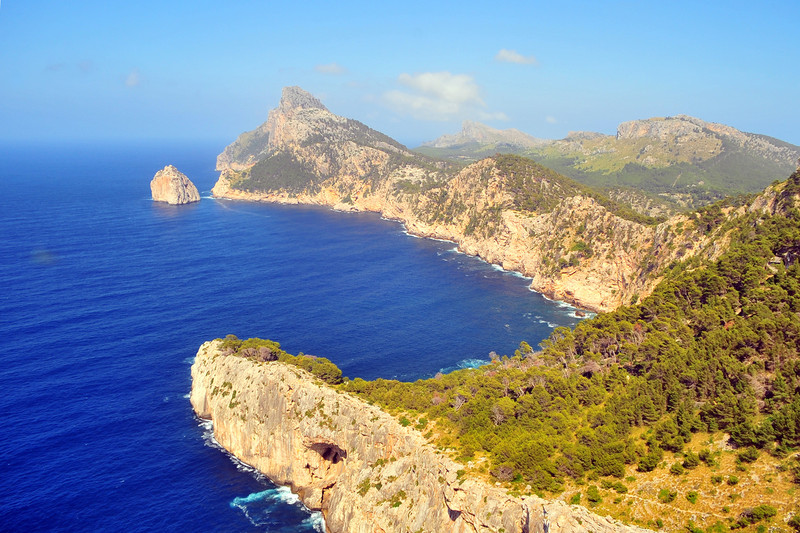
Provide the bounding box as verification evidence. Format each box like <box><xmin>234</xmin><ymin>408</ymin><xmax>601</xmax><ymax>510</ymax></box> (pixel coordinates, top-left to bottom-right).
<box><xmin>211</xmin><ymin>88</ymin><xmax>745</xmax><ymax>312</ymax></box>
<box><xmin>191</xmin><ymin>340</ymin><xmax>646</xmax><ymax>533</ymax></box>
<box><xmin>150</xmin><ymin>165</ymin><xmax>200</xmax><ymax>205</ymax></box>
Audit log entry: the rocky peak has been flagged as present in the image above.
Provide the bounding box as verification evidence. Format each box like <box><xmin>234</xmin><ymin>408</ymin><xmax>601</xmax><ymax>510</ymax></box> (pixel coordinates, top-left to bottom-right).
<box><xmin>278</xmin><ymin>86</ymin><xmax>328</xmax><ymax>114</ymax></box>
<box><xmin>150</xmin><ymin>165</ymin><xmax>200</xmax><ymax>205</ymax></box>
<box><xmin>616</xmin><ymin>115</ymin><xmax>708</xmax><ymax>141</ymax></box>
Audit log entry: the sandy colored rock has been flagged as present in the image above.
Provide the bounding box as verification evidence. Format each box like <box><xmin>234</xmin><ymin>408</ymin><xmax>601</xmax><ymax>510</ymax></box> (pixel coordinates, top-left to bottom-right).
<box><xmin>150</xmin><ymin>165</ymin><xmax>200</xmax><ymax>205</ymax></box>
<box><xmin>191</xmin><ymin>340</ymin><xmax>647</xmax><ymax>533</ymax></box>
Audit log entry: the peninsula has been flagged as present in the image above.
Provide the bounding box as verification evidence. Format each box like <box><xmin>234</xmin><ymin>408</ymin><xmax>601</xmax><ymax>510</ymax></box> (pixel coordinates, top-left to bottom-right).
<box><xmin>191</xmin><ymin>338</ymin><xmax>645</xmax><ymax>533</ymax></box>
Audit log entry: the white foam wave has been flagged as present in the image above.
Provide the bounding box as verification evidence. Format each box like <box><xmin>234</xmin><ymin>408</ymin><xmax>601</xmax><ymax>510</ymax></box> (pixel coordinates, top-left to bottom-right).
<box><xmin>438</xmin><ymin>358</ymin><xmax>489</xmax><ymax>374</ymax></box>
<box><xmin>303</xmin><ymin>512</ymin><xmax>326</xmax><ymax>532</ymax></box>
<box><xmin>198</xmin><ymin>417</ymin><xmax>326</xmax><ymax>530</ymax></box>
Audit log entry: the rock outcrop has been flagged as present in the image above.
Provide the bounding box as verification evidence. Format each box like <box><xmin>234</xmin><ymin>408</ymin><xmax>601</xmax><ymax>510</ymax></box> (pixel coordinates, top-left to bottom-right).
<box><xmin>191</xmin><ymin>340</ymin><xmax>647</xmax><ymax>533</ymax></box>
<box><xmin>150</xmin><ymin>165</ymin><xmax>200</xmax><ymax>205</ymax></box>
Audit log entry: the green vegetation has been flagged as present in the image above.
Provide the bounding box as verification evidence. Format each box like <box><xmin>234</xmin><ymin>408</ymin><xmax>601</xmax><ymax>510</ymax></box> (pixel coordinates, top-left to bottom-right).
<box><xmin>218</xmin><ymin>334</ymin><xmax>343</xmax><ymax>385</ymax></box>
<box><xmin>339</xmin><ymin>169</ymin><xmax>800</xmax><ymax>495</ymax></box>
<box><xmin>236</xmin><ymin>151</ymin><xmax>320</xmax><ymax>192</ymax></box>
<box><xmin>415</xmin><ymin>123</ymin><xmax>800</xmax><ymax>211</ymax></box>
<box><xmin>219</xmin><ymin>167</ymin><xmax>800</xmax><ymax>529</ymax></box>
<box><xmin>492</xmin><ymin>154</ymin><xmax>662</xmax><ymax>225</ymax></box>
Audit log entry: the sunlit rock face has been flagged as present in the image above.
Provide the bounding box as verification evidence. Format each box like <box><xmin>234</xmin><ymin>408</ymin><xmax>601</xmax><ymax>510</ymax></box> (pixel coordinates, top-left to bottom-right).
<box><xmin>150</xmin><ymin>165</ymin><xmax>200</xmax><ymax>205</ymax></box>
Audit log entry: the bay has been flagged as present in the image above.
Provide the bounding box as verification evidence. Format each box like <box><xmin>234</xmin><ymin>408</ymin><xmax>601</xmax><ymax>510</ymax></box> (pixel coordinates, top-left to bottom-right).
<box><xmin>0</xmin><ymin>141</ymin><xmax>584</xmax><ymax>531</ymax></box>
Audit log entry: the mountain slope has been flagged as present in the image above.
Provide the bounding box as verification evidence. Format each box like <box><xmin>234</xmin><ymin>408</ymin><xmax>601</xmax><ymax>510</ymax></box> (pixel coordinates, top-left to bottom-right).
<box><xmin>212</xmin><ymin>88</ymin><xmax>760</xmax><ymax>312</ymax></box>
<box><xmin>418</xmin><ymin>116</ymin><xmax>800</xmax><ymax>211</ymax></box>
<box><xmin>346</xmin><ymin>168</ymin><xmax>800</xmax><ymax>532</ymax></box>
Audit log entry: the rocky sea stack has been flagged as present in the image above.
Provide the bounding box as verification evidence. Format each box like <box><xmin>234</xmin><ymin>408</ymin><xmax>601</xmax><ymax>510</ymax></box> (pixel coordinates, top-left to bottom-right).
<box><xmin>150</xmin><ymin>165</ymin><xmax>200</xmax><ymax>205</ymax></box>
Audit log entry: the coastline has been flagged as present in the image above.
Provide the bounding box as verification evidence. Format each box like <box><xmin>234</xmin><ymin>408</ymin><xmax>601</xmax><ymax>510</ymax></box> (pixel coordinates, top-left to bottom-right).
<box><xmin>190</xmin><ymin>339</ymin><xmax>647</xmax><ymax>533</ymax></box>
<box><xmin>210</xmin><ymin>192</ymin><xmax>601</xmax><ymax>314</ymax></box>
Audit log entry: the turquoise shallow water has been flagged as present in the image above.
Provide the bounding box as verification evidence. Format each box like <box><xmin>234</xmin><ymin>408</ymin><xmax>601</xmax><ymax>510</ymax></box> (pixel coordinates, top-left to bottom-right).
<box><xmin>0</xmin><ymin>141</ymin><xmax>585</xmax><ymax>531</ymax></box>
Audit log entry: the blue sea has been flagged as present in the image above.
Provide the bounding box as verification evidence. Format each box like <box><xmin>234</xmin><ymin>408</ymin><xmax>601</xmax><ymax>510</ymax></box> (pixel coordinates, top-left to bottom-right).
<box><xmin>0</xmin><ymin>141</ymin><xmax>587</xmax><ymax>532</ymax></box>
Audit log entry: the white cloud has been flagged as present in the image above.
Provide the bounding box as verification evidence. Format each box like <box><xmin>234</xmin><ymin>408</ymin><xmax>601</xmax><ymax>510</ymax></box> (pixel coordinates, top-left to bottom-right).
<box><xmin>384</xmin><ymin>71</ymin><xmax>503</xmax><ymax>122</ymax></box>
<box><xmin>397</xmin><ymin>72</ymin><xmax>483</xmax><ymax>106</ymax></box>
<box><xmin>125</xmin><ymin>68</ymin><xmax>140</xmax><ymax>87</ymax></box>
<box><xmin>495</xmin><ymin>49</ymin><xmax>538</xmax><ymax>65</ymax></box>
<box><xmin>546</xmin><ymin>116</ymin><xmax>557</xmax><ymax>124</ymax></box>
<box><xmin>315</xmin><ymin>62</ymin><xmax>347</xmax><ymax>75</ymax></box>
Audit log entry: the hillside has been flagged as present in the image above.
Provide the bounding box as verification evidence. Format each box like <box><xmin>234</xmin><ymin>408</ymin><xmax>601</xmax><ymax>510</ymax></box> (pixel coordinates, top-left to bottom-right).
<box><xmin>417</xmin><ymin>116</ymin><xmax>800</xmax><ymax>212</ymax></box>
<box><xmin>212</xmin><ymin>87</ymin><xmax>742</xmax><ymax>312</ymax></box>
<box><xmin>191</xmin><ymin>337</ymin><xmax>645</xmax><ymax>533</ymax></box>
<box><xmin>195</xmin><ymin>169</ymin><xmax>800</xmax><ymax>531</ymax></box>
<box><xmin>206</xmin><ymin>87</ymin><xmax>800</xmax><ymax>530</ymax></box>
<box><xmin>340</xmin><ymin>169</ymin><xmax>800</xmax><ymax>531</ymax></box>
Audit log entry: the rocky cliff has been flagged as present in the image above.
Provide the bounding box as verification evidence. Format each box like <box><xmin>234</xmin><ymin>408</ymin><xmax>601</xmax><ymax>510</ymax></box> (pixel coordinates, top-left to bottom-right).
<box><xmin>211</xmin><ymin>87</ymin><xmax>743</xmax><ymax>312</ymax></box>
<box><xmin>191</xmin><ymin>339</ymin><xmax>647</xmax><ymax>533</ymax></box>
<box><xmin>150</xmin><ymin>165</ymin><xmax>200</xmax><ymax>205</ymax></box>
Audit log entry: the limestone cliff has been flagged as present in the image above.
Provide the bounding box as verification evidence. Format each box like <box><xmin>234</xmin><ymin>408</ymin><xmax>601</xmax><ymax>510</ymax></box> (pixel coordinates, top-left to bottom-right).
<box><xmin>191</xmin><ymin>339</ymin><xmax>646</xmax><ymax>533</ymax></box>
<box><xmin>150</xmin><ymin>165</ymin><xmax>200</xmax><ymax>205</ymax></box>
<box><xmin>211</xmin><ymin>87</ymin><xmax>744</xmax><ymax>312</ymax></box>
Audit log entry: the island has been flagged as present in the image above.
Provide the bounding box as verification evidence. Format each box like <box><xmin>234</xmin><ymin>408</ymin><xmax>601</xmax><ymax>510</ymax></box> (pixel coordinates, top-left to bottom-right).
<box><xmin>150</xmin><ymin>164</ymin><xmax>200</xmax><ymax>205</ymax></box>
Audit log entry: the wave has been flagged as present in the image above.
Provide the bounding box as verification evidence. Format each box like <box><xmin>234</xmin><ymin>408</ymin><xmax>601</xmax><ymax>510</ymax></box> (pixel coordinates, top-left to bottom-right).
<box><xmin>438</xmin><ymin>358</ymin><xmax>490</xmax><ymax>374</ymax></box>
<box><xmin>230</xmin><ymin>486</ymin><xmax>300</xmax><ymax>508</ymax></box>
<box><xmin>302</xmin><ymin>513</ymin><xmax>326</xmax><ymax>532</ymax></box>
<box><xmin>199</xmin><ymin>417</ymin><xmax>326</xmax><ymax>531</ymax></box>
<box><xmin>230</xmin><ymin>485</ymin><xmax>324</xmax><ymax>531</ymax></box>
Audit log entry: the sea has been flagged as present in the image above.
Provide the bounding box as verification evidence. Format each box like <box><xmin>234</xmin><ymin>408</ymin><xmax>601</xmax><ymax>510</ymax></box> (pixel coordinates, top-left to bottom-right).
<box><xmin>0</xmin><ymin>141</ymin><xmax>588</xmax><ymax>532</ymax></box>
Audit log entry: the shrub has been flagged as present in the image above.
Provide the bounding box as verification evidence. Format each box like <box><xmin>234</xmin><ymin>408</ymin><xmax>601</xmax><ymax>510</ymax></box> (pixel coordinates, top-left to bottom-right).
<box><xmin>737</xmin><ymin>447</ymin><xmax>760</xmax><ymax>463</ymax></box>
<box><xmin>683</xmin><ymin>450</ymin><xmax>700</xmax><ymax>469</ymax></box>
<box><xmin>670</xmin><ymin>462</ymin><xmax>685</xmax><ymax>475</ymax></box>
<box><xmin>727</xmin><ymin>475</ymin><xmax>739</xmax><ymax>486</ymax></box>
<box><xmin>735</xmin><ymin>504</ymin><xmax>777</xmax><ymax>527</ymax></box>
<box><xmin>658</xmin><ymin>489</ymin><xmax>677</xmax><ymax>503</ymax></box>
<box><xmin>586</xmin><ymin>485</ymin><xmax>602</xmax><ymax>505</ymax></box>
<box><xmin>686</xmin><ymin>490</ymin><xmax>698</xmax><ymax>504</ymax></box>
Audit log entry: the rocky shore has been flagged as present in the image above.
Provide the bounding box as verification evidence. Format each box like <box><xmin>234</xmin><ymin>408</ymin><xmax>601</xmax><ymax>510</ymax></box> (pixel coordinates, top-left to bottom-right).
<box><xmin>191</xmin><ymin>339</ymin><xmax>647</xmax><ymax>533</ymax></box>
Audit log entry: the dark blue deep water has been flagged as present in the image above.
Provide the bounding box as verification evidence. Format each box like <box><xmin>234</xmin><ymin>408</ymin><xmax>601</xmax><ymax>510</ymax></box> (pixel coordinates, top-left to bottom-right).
<box><xmin>0</xmin><ymin>142</ymin><xmax>586</xmax><ymax>532</ymax></box>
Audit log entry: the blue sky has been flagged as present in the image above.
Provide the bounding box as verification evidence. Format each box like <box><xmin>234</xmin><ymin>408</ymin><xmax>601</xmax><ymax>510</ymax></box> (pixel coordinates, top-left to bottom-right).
<box><xmin>1</xmin><ymin>0</ymin><xmax>798</xmax><ymax>147</ymax></box>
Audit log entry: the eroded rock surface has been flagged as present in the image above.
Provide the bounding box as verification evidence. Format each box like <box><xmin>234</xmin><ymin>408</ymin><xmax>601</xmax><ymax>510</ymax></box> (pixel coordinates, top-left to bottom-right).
<box><xmin>150</xmin><ymin>165</ymin><xmax>200</xmax><ymax>205</ymax></box>
<box><xmin>191</xmin><ymin>340</ymin><xmax>647</xmax><ymax>533</ymax></box>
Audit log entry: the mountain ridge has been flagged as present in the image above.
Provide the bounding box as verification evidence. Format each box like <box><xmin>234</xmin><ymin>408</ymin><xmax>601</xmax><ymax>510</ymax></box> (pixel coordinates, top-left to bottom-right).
<box><xmin>417</xmin><ymin>115</ymin><xmax>800</xmax><ymax>211</ymax></box>
<box><xmin>211</xmin><ymin>87</ymin><xmax>767</xmax><ymax>312</ymax></box>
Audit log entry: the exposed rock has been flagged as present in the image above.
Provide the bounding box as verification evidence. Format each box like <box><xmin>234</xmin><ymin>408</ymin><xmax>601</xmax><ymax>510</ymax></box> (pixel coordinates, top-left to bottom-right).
<box><xmin>210</xmin><ymin>88</ymin><xmax>751</xmax><ymax>312</ymax></box>
<box><xmin>150</xmin><ymin>165</ymin><xmax>200</xmax><ymax>205</ymax></box>
<box><xmin>191</xmin><ymin>340</ymin><xmax>648</xmax><ymax>533</ymax></box>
